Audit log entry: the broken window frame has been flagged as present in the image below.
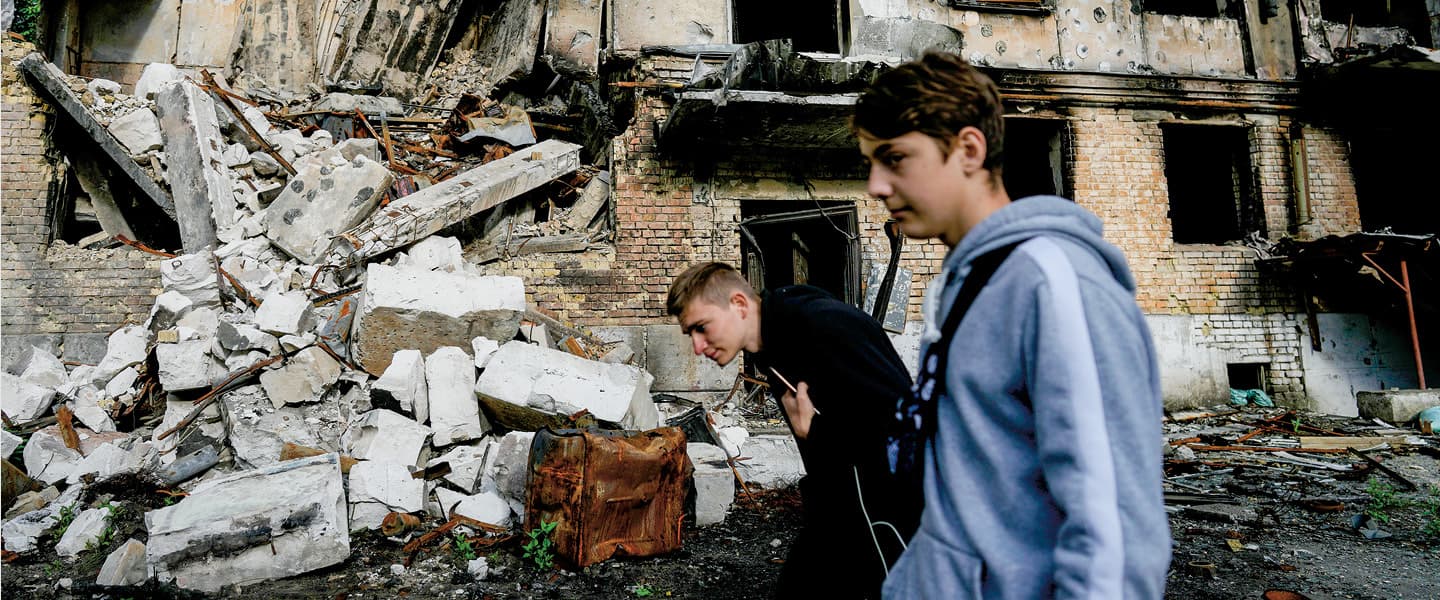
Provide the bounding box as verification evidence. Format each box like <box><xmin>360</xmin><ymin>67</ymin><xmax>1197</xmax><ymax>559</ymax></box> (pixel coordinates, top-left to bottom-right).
<box><xmin>737</xmin><ymin>204</ymin><xmax>863</xmax><ymax>307</ymax></box>
<box><xmin>1159</xmin><ymin>121</ymin><xmax>1264</xmax><ymax>246</ymax></box>
<box><xmin>1002</xmin><ymin>115</ymin><xmax>1073</xmax><ymax>201</ymax></box>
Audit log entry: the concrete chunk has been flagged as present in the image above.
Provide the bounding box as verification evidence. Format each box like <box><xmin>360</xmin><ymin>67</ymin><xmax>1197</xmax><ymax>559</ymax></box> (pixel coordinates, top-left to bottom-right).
<box><xmin>134</xmin><ymin>63</ymin><xmax>184</xmax><ymax>100</ymax></box>
<box><xmin>160</xmin><ymin>253</ymin><xmax>223</xmax><ymax>307</ymax></box>
<box><xmin>68</xmin><ymin>386</ymin><xmax>117</xmax><ymax>432</ymax></box>
<box><xmin>345</xmin><ymin>409</ymin><xmax>432</xmax><ymax>467</ymax></box>
<box><xmin>156</xmin><ymin>340</ymin><xmax>224</xmax><ymax>391</ymax></box>
<box><xmin>144</xmin><ymin>453</ymin><xmax>350</xmax><ymax>592</ymax></box>
<box><xmin>490</xmin><ymin>431</ymin><xmax>533</xmax><ymax>514</ymax></box>
<box><xmin>347</xmin><ymin>460</ymin><xmax>424</xmax><ymax>530</ymax></box>
<box><xmin>156</xmin><ymin>80</ymin><xmax>237</xmax><ymax>251</ymax></box>
<box><xmin>426</xmin><ymin>347</ymin><xmax>486</xmax><ymax>447</ymax></box>
<box><xmin>371</xmin><ymin>349</ymin><xmax>429</xmax><ymax>423</ymax></box>
<box><xmin>429</xmin><ymin>440</ymin><xmax>495</xmax><ymax>494</ymax></box>
<box><xmin>2</xmin><ymin>486</ymin><xmax>84</xmax><ymax>553</ymax></box>
<box><xmin>254</xmin><ymin>291</ymin><xmax>316</xmax><ymax>336</ymax></box>
<box><xmin>21</xmin><ymin>346</ymin><xmax>68</xmax><ymax>389</ymax></box>
<box><xmin>435</xmin><ymin>488</ymin><xmax>512</xmax><ymax>528</ymax></box>
<box><xmin>2</xmin><ymin>372</ymin><xmax>55</xmax><ymax>422</ymax></box>
<box><xmin>733</xmin><ymin>434</ymin><xmax>805</xmax><ymax>489</ymax></box>
<box><xmin>1357</xmin><ymin>390</ymin><xmax>1440</xmax><ymax>424</ymax></box>
<box><xmin>55</xmin><ymin>505</ymin><xmax>113</xmax><ymax>557</ymax></box>
<box><xmin>65</xmin><ymin>438</ymin><xmax>157</xmax><ymax>486</ymax></box>
<box><xmin>221</xmin><ymin>385</ymin><xmax>339</xmax><ymax>469</ymax></box>
<box><xmin>264</xmin><ymin>155</ymin><xmax>393</xmax><ymax>264</ymax></box>
<box><xmin>108</xmin><ymin>107</ymin><xmax>163</xmax><ymax>154</ymax></box>
<box><xmin>96</xmin><ymin>539</ymin><xmax>148</xmax><ymax>586</ymax></box>
<box><xmin>687</xmin><ymin>443</ymin><xmax>734</xmax><ymax>526</ymax></box>
<box><xmin>324</xmin><ymin>139</ymin><xmax>582</xmax><ymax>265</ymax></box>
<box><xmin>260</xmin><ymin>346</ymin><xmax>341</xmax><ymax>408</ymax></box>
<box><xmin>94</xmin><ymin>325</ymin><xmax>151</xmax><ymax>382</ymax></box>
<box><xmin>352</xmin><ymin>265</ymin><xmax>524</xmax><ymax>375</ymax></box>
<box><xmin>216</xmin><ymin>322</ymin><xmax>281</xmax><ymax>355</ymax></box>
<box><xmin>396</xmin><ymin>236</ymin><xmax>466</xmax><ymax>273</ymax></box>
<box><xmin>475</xmin><ymin>341</ymin><xmax>657</xmax><ymax>429</ymax></box>
<box><xmin>2</xmin><ymin>429</ymin><xmax>21</xmax><ymax>458</ymax></box>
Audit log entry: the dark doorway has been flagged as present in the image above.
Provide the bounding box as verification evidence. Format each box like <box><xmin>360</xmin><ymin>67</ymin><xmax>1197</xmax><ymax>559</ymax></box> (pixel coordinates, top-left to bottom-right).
<box><xmin>732</xmin><ymin>0</ymin><xmax>841</xmax><ymax>53</ymax></box>
<box><xmin>738</xmin><ymin>201</ymin><xmax>861</xmax><ymax>306</ymax></box>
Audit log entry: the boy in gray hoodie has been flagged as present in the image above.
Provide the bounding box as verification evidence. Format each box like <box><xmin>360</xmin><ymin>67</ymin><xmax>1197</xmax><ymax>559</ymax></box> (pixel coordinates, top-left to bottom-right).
<box><xmin>850</xmin><ymin>52</ymin><xmax>1171</xmax><ymax>599</ymax></box>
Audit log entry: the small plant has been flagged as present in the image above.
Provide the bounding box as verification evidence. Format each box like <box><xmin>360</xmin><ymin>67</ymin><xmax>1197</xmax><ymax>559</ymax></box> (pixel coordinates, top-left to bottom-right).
<box><xmin>43</xmin><ymin>559</ymin><xmax>64</xmax><ymax>577</ymax></box>
<box><xmin>1422</xmin><ymin>485</ymin><xmax>1440</xmax><ymax>537</ymax></box>
<box><xmin>54</xmin><ymin>503</ymin><xmax>77</xmax><ymax>537</ymax></box>
<box><xmin>633</xmin><ymin>584</ymin><xmax>655</xmax><ymax>597</ymax></box>
<box><xmin>522</xmin><ymin>520</ymin><xmax>558</xmax><ymax>570</ymax></box>
<box><xmin>1364</xmin><ymin>479</ymin><xmax>1408</xmax><ymax>525</ymax></box>
<box><xmin>451</xmin><ymin>530</ymin><xmax>477</xmax><ymax>561</ymax></box>
<box><xmin>1289</xmin><ymin>415</ymin><xmax>1303</xmax><ymax>433</ymax></box>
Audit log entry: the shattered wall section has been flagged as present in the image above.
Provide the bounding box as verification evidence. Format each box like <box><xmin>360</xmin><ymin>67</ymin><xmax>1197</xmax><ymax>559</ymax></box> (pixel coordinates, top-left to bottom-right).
<box><xmin>322</xmin><ymin>0</ymin><xmax>465</xmax><ymax>99</ymax></box>
<box><xmin>230</xmin><ymin>0</ymin><xmax>319</xmax><ymax>94</ymax></box>
<box><xmin>610</xmin><ymin>0</ymin><xmax>729</xmax><ymax>51</ymax></box>
<box><xmin>0</xmin><ymin>40</ymin><xmax>161</xmax><ymax>370</ymax></box>
<box><xmin>1141</xmin><ymin>13</ymin><xmax>1248</xmax><ymax>77</ymax></box>
<box><xmin>70</xmin><ymin>0</ymin><xmax>243</xmax><ymax>89</ymax></box>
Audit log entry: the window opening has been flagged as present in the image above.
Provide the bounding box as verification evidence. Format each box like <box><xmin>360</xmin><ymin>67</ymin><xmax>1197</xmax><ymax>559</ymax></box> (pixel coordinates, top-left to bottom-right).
<box><xmin>1003</xmin><ymin>118</ymin><xmax>1070</xmax><ymax>200</ymax></box>
<box><xmin>1161</xmin><ymin>124</ymin><xmax>1261</xmax><ymax>244</ymax></box>
<box><xmin>732</xmin><ymin>0</ymin><xmax>841</xmax><ymax>53</ymax></box>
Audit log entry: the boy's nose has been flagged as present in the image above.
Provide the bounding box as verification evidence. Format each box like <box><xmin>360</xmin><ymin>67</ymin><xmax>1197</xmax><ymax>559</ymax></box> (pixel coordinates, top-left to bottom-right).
<box><xmin>866</xmin><ymin>166</ymin><xmax>891</xmax><ymax>199</ymax></box>
<box><xmin>690</xmin><ymin>334</ymin><xmax>706</xmax><ymax>356</ymax></box>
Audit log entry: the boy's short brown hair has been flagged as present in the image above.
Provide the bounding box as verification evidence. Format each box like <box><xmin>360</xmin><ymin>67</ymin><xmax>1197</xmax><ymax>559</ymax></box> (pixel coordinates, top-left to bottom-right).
<box><xmin>852</xmin><ymin>51</ymin><xmax>1005</xmax><ymax>170</ymax></box>
<box><xmin>666</xmin><ymin>262</ymin><xmax>758</xmax><ymax>317</ymax></box>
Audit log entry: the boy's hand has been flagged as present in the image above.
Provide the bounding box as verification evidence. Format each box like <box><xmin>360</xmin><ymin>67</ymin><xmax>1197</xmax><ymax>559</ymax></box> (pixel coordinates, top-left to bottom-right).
<box><xmin>781</xmin><ymin>381</ymin><xmax>816</xmax><ymax>440</ymax></box>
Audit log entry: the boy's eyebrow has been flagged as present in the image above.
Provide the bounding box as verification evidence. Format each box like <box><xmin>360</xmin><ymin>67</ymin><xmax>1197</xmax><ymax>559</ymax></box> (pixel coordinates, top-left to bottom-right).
<box><xmin>863</xmin><ymin>142</ymin><xmax>895</xmax><ymax>158</ymax></box>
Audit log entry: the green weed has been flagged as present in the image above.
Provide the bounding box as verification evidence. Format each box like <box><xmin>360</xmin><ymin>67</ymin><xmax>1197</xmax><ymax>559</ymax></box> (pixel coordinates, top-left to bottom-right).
<box><xmin>452</xmin><ymin>530</ymin><xmax>477</xmax><ymax>561</ymax></box>
<box><xmin>1364</xmin><ymin>479</ymin><xmax>1408</xmax><ymax>525</ymax></box>
<box><xmin>522</xmin><ymin>520</ymin><xmax>558</xmax><ymax>570</ymax></box>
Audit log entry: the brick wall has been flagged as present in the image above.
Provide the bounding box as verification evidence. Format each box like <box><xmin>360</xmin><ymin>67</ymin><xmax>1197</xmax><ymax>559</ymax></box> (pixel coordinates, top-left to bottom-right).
<box><xmin>2</xmin><ymin>40</ymin><xmax>160</xmax><ymax>364</ymax></box>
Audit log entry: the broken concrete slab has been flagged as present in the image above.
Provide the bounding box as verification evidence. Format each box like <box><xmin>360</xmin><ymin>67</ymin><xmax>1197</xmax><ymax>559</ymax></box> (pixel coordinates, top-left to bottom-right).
<box><xmin>20</xmin><ymin>346</ymin><xmax>67</xmax><ymax>389</ymax></box>
<box><xmin>108</xmin><ymin>107</ymin><xmax>164</xmax><ymax>154</ymax></box>
<box><xmin>17</xmin><ymin>54</ymin><xmax>175</xmax><ymax>219</ymax></box>
<box><xmin>145</xmin><ymin>453</ymin><xmax>350</xmax><ymax>592</ymax></box>
<box><xmin>2</xmin><ymin>428</ymin><xmax>21</xmax><ymax>458</ymax></box>
<box><xmin>156</xmin><ymin>340</ymin><xmax>224</xmax><ymax>391</ymax></box>
<box><xmin>435</xmin><ymin>487</ymin><xmax>513</xmax><ymax>528</ymax></box>
<box><xmin>134</xmin><ymin>63</ymin><xmax>184</xmax><ymax>100</ymax></box>
<box><xmin>732</xmin><ymin>434</ymin><xmax>805</xmax><ymax>489</ymax></box>
<box><xmin>254</xmin><ymin>290</ymin><xmax>316</xmax><ymax>337</ymax></box>
<box><xmin>426</xmin><ymin>346</ymin><xmax>487</xmax><ymax>447</ymax></box>
<box><xmin>55</xmin><ymin>505</ymin><xmax>114</xmax><ymax>557</ymax></box>
<box><xmin>687</xmin><ymin>443</ymin><xmax>734</xmax><ymax>527</ymax></box>
<box><xmin>472</xmin><ymin>337</ymin><xmax>500</xmax><ymax>369</ymax></box>
<box><xmin>69</xmin><ymin>151</ymin><xmax>139</xmax><ymax>241</ymax></box>
<box><xmin>156</xmin><ymin>79</ymin><xmax>238</xmax><ymax>251</ymax></box>
<box><xmin>345</xmin><ymin>408</ymin><xmax>432</xmax><ymax>468</ymax></box>
<box><xmin>260</xmin><ymin>346</ymin><xmax>342</xmax><ymax>408</ymax></box>
<box><xmin>309</xmin><ymin>93</ymin><xmax>407</xmax><ymax>117</ymax></box>
<box><xmin>5</xmin><ymin>486</ymin><xmax>60</xmax><ymax>521</ymax></box>
<box><xmin>2</xmin><ymin>372</ymin><xmax>55</xmax><ymax>423</ymax></box>
<box><xmin>96</xmin><ymin>539</ymin><xmax>148</xmax><ymax>586</ymax></box>
<box><xmin>491</xmin><ymin>431</ymin><xmax>534</xmax><ymax>515</ymax></box>
<box><xmin>347</xmin><ymin>460</ymin><xmax>425</xmax><ymax>530</ymax></box>
<box><xmin>65</xmin><ymin>438</ymin><xmax>157</xmax><ymax>486</ymax></box>
<box><xmin>153</xmin><ymin>395</ymin><xmax>228</xmax><ymax>465</ymax></box>
<box><xmin>67</xmin><ymin>386</ymin><xmax>117</xmax><ymax>433</ymax></box>
<box><xmin>264</xmin><ymin>155</ymin><xmax>393</xmax><ymax>264</ymax></box>
<box><xmin>1357</xmin><ymin>390</ymin><xmax>1439</xmax><ymax>424</ymax></box>
<box><xmin>475</xmin><ymin>341</ymin><xmax>658</xmax><ymax>429</ymax></box>
<box><xmin>371</xmin><ymin>349</ymin><xmax>429</xmax><ymax>423</ymax></box>
<box><xmin>429</xmin><ymin>440</ymin><xmax>496</xmax><ymax>494</ymax></box>
<box><xmin>149</xmin><ymin>291</ymin><xmax>195</xmax><ymax>331</ymax></box>
<box><xmin>94</xmin><ymin>325</ymin><xmax>151</xmax><ymax>382</ymax></box>
<box><xmin>396</xmin><ymin>235</ymin><xmax>466</xmax><ymax>273</ymax></box>
<box><xmin>351</xmin><ymin>265</ymin><xmax>524</xmax><ymax>375</ymax></box>
<box><xmin>851</xmin><ymin>16</ymin><xmax>964</xmax><ymax>61</ymax></box>
<box><xmin>562</xmin><ymin>170</ymin><xmax>610</xmax><ymax>230</ymax></box>
<box><xmin>250</xmin><ymin>150</ymin><xmax>281</xmax><ymax>176</ymax></box>
<box><xmin>216</xmin><ymin>321</ymin><xmax>281</xmax><ymax>356</ymax></box>
<box><xmin>221</xmin><ymin>384</ymin><xmax>341</xmax><ymax>469</ymax></box>
<box><xmin>475</xmin><ymin>0</ymin><xmax>545</xmax><ymax>82</ymax></box>
<box><xmin>324</xmin><ymin>139</ymin><xmax>581</xmax><ymax>266</ymax></box>
<box><xmin>101</xmin><ymin>368</ymin><xmax>135</xmax><ymax>398</ymax></box>
<box><xmin>160</xmin><ymin>252</ymin><xmax>223</xmax><ymax>308</ymax></box>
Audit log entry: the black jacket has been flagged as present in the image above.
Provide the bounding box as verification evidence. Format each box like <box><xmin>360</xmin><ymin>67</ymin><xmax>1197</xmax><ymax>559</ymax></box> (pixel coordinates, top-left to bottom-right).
<box><xmin>753</xmin><ymin>285</ymin><xmax>917</xmax><ymax>599</ymax></box>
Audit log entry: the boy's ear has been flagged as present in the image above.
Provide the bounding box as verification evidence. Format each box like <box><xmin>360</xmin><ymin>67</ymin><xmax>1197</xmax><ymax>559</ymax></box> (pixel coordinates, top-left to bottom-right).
<box><xmin>953</xmin><ymin>126</ymin><xmax>988</xmax><ymax>173</ymax></box>
<box><xmin>729</xmin><ymin>290</ymin><xmax>752</xmax><ymax>314</ymax></box>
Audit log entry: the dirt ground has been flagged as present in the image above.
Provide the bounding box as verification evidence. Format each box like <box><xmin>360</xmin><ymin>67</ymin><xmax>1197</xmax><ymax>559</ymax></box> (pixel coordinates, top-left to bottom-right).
<box><xmin>5</xmin><ymin>411</ymin><xmax>1439</xmax><ymax>600</ymax></box>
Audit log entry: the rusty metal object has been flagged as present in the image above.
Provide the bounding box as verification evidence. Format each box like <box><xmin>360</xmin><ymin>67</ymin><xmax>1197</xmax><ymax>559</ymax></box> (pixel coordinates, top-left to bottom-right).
<box><xmin>55</xmin><ymin>406</ymin><xmax>81</xmax><ymax>450</ymax></box>
<box><xmin>381</xmin><ymin>512</ymin><xmax>423</xmax><ymax>537</ymax></box>
<box><xmin>279</xmin><ymin>442</ymin><xmax>358</xmax><ymax>474</ymax></box>
<box><xmin>526</xmin><ymin>427</ymin><xmax>691</xmax><ymax>568</ymax></box>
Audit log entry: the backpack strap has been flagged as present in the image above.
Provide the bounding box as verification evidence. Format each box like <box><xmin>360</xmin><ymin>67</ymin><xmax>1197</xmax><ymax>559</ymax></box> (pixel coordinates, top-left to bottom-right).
<box><xmin>933</xmin><ymin>241</ymin><xmax>1024</xmax><ymax>346</ymax></box>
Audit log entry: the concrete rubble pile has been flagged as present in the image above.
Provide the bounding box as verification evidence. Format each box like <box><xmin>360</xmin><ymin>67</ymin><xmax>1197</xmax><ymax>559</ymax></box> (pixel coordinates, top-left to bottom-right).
<box><xmin>1</xmin><ymin>40</ymin><xmax>787</xmax><ymax>593</ymax></box>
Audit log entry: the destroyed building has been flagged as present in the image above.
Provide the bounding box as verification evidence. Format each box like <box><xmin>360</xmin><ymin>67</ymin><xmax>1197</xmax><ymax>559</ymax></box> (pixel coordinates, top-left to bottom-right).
<box><xmin>1</xmin><ymin>0</ymin><xmax>1438</xmax><ymax>596</ymax></box>
<box><xmin>4</xmin><ymin>0</ymin><xmax>1436</xmax><ymax>418</ymax></box>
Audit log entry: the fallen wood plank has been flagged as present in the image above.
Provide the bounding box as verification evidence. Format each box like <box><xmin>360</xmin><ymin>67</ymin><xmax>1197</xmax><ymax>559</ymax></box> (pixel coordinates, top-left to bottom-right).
<box><xmin>563</xmin><ymin>170</ymin><xmax>611</xmax><ymax>231</ymax></box>
<box><xmin>1165</xmin><ymin>409</ymin><xmax>1240</xmax><ymax>422</ymax></box>
<box><xmin>1298</xmin><ymin>436</ymin><xmax>1410</xmax><ymax>450</ymax></box>
<box><xmin>18</xmin><ymin>53</ymin><xmax>176</xmax><ymax>219</ymax></box>
<box><xmin>1186</xmin><ymin>445</ymin><xmax>1349</xmax><ymax>454</ymax></box>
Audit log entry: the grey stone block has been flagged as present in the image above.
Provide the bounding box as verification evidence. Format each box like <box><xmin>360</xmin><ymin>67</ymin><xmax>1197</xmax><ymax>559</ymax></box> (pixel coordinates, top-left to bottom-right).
<box><xmin>1357</xmin><ymin>389</ymin><xmax>1440</xmax><ymax>423</ymax></box>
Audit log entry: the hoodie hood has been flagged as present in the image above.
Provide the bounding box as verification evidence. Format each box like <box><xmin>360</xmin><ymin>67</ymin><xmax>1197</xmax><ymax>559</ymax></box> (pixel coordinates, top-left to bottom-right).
<box><xmin>946</xmin><ymin>195</ymin><xmax>1136</xmax><ymax>292</ymax></box>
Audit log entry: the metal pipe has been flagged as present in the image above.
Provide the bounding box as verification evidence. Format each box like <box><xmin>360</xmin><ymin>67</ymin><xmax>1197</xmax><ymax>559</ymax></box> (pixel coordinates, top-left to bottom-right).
<box><xmin>1401</xmin><ymin>260</ymin><xmax>1425</xmax><ymax>389</ymax></box>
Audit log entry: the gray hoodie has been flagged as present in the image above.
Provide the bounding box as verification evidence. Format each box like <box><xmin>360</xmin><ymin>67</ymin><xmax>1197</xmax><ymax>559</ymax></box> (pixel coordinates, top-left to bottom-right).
<box><xmin>881</xmin><ymin>196</ymin><xmax>1170</xmax><ymax>600</ymax></box>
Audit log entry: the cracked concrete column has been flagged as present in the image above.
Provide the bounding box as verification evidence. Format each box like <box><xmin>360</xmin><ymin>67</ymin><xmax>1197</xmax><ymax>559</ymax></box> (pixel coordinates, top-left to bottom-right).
<box><xmin>155</xmin><ymin>80</ymin><xmax>237</xmax><ymax>252</ymax></box>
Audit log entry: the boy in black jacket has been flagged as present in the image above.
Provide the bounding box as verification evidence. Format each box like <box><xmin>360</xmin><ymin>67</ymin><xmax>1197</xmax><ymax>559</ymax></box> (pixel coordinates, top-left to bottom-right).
<box><xmin>667</xmin><ymin>262</ymin><xmax>915</xmax><ymax>600</ymax></box>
